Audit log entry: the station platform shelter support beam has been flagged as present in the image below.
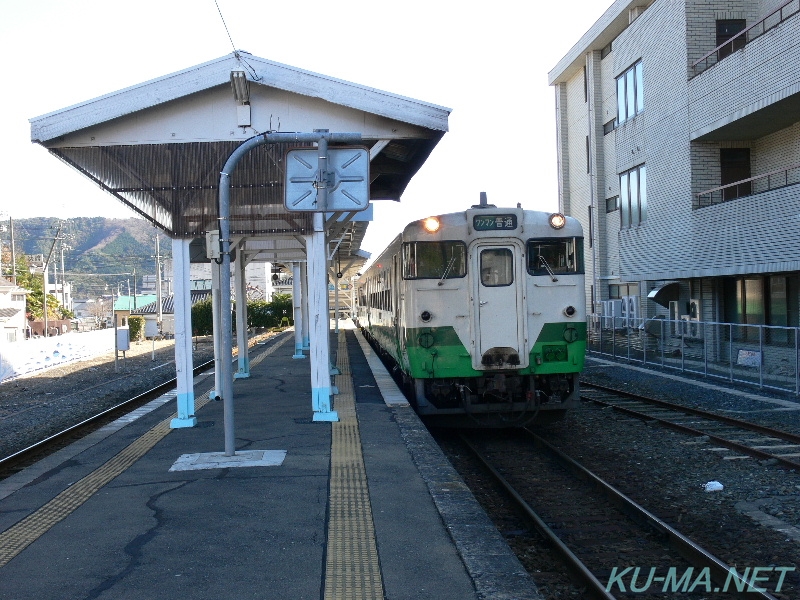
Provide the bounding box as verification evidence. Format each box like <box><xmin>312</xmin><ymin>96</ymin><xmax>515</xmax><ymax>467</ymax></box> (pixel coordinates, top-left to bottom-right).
<box><xmin>292</xmin><ymin>262</ymin><xmax>306</xmax><ymax>359</ymax></box>
<box><xmin>234</xmin><ymin>244</ymin><xmax>250</xmax><ymax>379</ymax></box>
<box><xmin>307</xmin><ymin>213</ymin><xmax>338</xmax><ymax>422</ymax></box>
<box><xmin>170</xmin><ymin>238</ymin><xmax>197</xmax><ymax>428</ymax></box>
<box><xmin>301</xmin><ymin>261</ymin><xmax>310</xmax><ymax>350</ymax></box>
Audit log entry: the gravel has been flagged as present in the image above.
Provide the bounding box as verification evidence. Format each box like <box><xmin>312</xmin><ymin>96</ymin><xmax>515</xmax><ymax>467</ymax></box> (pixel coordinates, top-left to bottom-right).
<box><xmin>0</xmin><ymin>336</ymin><xmax>216</xmax><ymax>459</ymax></box>
<box><xmin>438</xmin><ymin>355</ymin><xmax>800</xmax><ymax>598</ymax></box>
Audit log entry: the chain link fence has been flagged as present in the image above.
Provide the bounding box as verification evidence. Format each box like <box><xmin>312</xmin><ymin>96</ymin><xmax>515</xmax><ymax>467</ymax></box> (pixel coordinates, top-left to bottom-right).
<box><xmin>588</xmin><ymin>315</ymin><xmax>800</xmax><ymax>395</ymax></box>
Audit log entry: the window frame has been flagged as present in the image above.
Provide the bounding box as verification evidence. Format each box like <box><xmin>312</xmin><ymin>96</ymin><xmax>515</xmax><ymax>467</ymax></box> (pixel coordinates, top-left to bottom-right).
<box><xmin>401</xmin><ymin>240</ymin><xmax>467</xmax><ymax>281</ymax></box>
<box><xmin>616</xmin><ymin>60</ymin><xmax>643</xmax><ymax>124</ymax></box>
<box><xmin>526</xmin><ymin>237</ymin><xmax>585</xmax><ymax>276</ymax></box>
<box><xmin>619</xmin><ymin>164</ymin><xmax>647</xmax><ymax>228</ymax></box>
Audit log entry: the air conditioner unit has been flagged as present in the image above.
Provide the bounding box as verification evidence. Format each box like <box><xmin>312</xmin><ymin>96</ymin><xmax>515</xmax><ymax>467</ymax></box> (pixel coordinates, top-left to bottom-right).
<box><xmin>622</xmin><ymin>296</ymin><xmax>639</xmax><ymax>327</ymax></box>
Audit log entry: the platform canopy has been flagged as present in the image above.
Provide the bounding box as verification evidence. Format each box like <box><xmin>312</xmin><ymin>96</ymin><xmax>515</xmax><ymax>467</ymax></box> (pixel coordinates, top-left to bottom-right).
<box><xmin>30</xmin><ymin>52</ymin><xmax>451</xmax><ymax>271</ymax></box>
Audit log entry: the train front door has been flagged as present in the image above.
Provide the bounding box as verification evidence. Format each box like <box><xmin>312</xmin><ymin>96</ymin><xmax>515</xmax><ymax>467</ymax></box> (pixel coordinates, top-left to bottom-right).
<box><xmin>471</xmin><ymin>242</ymin><xmax>527</xmax><ymax>369</ymax></box>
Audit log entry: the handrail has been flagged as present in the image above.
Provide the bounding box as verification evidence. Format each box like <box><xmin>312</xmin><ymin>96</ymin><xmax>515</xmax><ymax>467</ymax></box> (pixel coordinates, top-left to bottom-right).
<box><xmin>695</xmin><ymin>162</ymin><xmax>800</xmax><ymax>208</ymax></box>
<box><xmin>691</xmin><ymin>0</ymin><xmax>800</xmax><ymax>76</ymax></box>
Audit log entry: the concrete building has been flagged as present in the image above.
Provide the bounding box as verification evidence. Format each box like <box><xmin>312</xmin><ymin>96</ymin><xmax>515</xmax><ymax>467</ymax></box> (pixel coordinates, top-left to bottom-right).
<box><xmin>549</xmin><ymin>0</ymin><xmax>800</xmax><ymax>343</ymax></box>
<box><xmin>0</xmin><ymin>277</ymin><xmax>30</xmax><ymax>343</ymax></box>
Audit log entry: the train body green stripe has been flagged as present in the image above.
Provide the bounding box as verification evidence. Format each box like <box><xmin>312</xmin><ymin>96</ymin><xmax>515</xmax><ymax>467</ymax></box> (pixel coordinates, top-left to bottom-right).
<box><xmin>365</xmin><ymin>321</ymin><xmax>586</xmax><ymax>379</ymax></box>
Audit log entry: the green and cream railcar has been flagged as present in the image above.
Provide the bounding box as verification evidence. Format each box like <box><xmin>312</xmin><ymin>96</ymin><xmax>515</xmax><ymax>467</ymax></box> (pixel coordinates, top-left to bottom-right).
<box><xmin>356</xmin><ymin>204</ymin><xmax>586</xmax><ymax>426</ymax></box>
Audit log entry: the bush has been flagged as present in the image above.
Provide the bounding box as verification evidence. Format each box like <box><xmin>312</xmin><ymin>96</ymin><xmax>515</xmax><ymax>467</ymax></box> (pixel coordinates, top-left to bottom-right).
<box><xmin>128</xmin><ymin>316</ymin><xmax>145</xmax><ymax>341</ymax></box>
<box><xmin>191</xmin><ymin>297</ymin><xmax>214</xmax><ymax>336</ymax></box>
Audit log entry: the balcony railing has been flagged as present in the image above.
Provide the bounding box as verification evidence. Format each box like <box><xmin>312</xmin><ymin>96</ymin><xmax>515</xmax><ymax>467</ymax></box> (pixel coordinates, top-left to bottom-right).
<box><xmin>691</xmin><ymin>0</ymin><xmax>800</xmax><ymax>77</ymax></box>
<box><xmin>695</xmin><ymin>162</ymin><xmax>800</xmax><ymax>208</ymax></box>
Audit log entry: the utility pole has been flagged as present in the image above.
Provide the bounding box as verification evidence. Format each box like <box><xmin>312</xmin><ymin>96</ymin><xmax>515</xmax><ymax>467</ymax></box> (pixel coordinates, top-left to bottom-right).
<box><xmin>42</xmin><ymin>221</ymin><xmax>64</xmax><ymax>337</ymax></box>
<box><xmin>155</xmin><ymin>235</ymin><xmax>163</xmax><ymax>332</ymax></box>
<box><xmin>10</xmin><ymin>217</ymin><xmax>16</xmax><ymax>285</ymax></box>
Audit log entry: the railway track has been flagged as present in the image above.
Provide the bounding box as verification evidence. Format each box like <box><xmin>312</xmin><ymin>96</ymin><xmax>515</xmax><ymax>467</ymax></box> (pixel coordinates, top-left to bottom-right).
<box><xmin>0</xmin><ymin>359</ymin><xmax>216</xmax><ymax>480</ymax></box>
<box><xmin>580</xmin><ymin>382</ymin><xmax>800</xmax><ymax>470</ymax></box>
<box><xmin>458</xmin><ymin>429</ymin><xmax>784</xmax><ymax>599</ymax></box>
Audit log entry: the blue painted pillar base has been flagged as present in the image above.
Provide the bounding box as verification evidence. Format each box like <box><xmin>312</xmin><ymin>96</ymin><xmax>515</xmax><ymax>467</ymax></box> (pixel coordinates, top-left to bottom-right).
<box><xmin>330</xmin><ymin>365</ymin><xmax>341</xmax><ymax>376</ymax></box>
<box><xmin>313</xmin><ymin>411</ymin><xmax>339</xmax><ymax>422</ymax></box>
<box><xmin>209</xmin><ymin>390</ymin><xmax>221</xmax><ymax>400</ymax></box>
<box><xmin>234</xmin><ymin>371</ymin><xmax>250</xmax><ymax>379</ymax></box>
<box><xmin>171</xmin><ymin>392</ymin><xmax>196</xmax><ymax>428</ymax></box>
<box><xmin>312</xmin><ymin>387</ymin><xmax>338</xmax><ymax>422</ymax></box>
<box><xmin>292</xmin><ymin>353</ymin><xmax>307</xmax><ymax>360</ymax></box>
<box><xmin>331</xmin><ymin>386</ymin><xmax>339</xmax><ymax>395</ymax></box>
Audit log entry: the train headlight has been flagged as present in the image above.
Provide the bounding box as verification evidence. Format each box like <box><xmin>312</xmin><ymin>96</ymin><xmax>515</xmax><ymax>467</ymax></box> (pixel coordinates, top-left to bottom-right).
<box><xmin>422</xmin><ymin>217</ymin><xmax>440</xmax><ymax>233</ymax></box>
<box><xmin>549</xmin><ymin>213</ymin><xmax>566</xmax><ymax>229</ymax></box>
<box><xmin>564</xmin><ymin>305</ymin><xmax>577</xmax><ymax>317</ymax></box>
<box><xmin>420</xmin><ymin>310</ymin><xmax>432</xmax><ymax>322</ymax></box>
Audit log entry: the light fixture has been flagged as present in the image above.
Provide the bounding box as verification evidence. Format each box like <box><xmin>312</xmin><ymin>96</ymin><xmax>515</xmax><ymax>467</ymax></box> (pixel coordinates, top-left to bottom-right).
<box><xmin>230</xmin><ymin>67</ymin><xmax>250</xmax><ymax>104</ymax></box>
<box><xmin>549</xmin><ymin>213</ymin><xmax>566</xmax><ymax>229</ymax></box>
<box><xmin>422</xmin><ymin>217</ymin><xmax>440</xmax><ymax>233</ymax></box>
<box><xmin>230</xmin><ymin>61</ymin><xmax>251</xmax><ymax>127</ymax></box>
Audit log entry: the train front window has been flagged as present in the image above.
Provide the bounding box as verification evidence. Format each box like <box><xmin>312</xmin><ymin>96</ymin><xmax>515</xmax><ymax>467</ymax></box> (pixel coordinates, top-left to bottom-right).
<box><xmin>402</xmin><ymin>241</ymin><xmax>467</xmax><ymax>280</ymax></box>
<box><xmin>527</xmin><ymin>238</ymin><xmax>585</xmax><ymax>275</ymax></box>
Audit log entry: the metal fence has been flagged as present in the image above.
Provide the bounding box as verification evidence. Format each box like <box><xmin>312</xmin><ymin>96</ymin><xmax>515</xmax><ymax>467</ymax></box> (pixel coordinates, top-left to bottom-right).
<box><xmin>588</xmin><ymin>315</ymin><xmax>800</xmax><ymax>395</ymax></box>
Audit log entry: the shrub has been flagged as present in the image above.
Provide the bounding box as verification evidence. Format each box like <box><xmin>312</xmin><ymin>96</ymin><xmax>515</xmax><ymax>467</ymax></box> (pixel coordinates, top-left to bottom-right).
<box><xmin>128</xmin><ymin>316</ymin><xmax>145</xmax><ymax>341</ymax></box>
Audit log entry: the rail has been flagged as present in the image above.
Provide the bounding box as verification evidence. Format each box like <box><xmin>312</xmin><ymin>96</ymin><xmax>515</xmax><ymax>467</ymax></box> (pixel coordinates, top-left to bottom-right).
<box><xmin>695</xmin><ymin>162</ymin><xmax>800</xmax><ymax>208</ymax></box>
<box><xmin>588</xmin><ymin>314</ymin><xmax>800</xmax><ymax>395</ymax></box>
<box><xmin>691</xmin><ymin>0</ymin><xmax>800</xmax><ymax>77</ymax></box>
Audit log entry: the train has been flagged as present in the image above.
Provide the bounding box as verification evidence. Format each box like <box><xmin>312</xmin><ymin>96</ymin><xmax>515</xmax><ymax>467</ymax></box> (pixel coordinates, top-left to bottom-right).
<box><xmin>355</xmin><ymin>194</ymin><xmax>587</xmax><ymax>426</ymax></box>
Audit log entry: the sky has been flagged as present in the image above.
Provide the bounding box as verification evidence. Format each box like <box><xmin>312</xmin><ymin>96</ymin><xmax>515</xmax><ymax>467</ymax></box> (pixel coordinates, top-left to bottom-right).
<box><xmin>0</xmin><ymin>0</ymin><xmax>608</xmax><ymax>261</ymax></box>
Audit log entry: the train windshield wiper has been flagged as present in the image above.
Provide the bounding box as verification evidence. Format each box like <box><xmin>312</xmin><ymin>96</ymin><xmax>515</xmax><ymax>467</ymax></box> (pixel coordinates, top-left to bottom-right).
<box><xmin>538</xmin><ymin>256</ymin><xmax>559</xmax><ymax>282</ymax></box>
<box><xmin>438</xmin><ymin>255</ymin><xmax>457</xmax><ymax>286</ymax></box>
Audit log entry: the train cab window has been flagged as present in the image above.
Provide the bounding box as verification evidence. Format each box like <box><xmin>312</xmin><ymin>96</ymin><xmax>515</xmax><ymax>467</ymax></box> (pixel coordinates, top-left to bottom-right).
<box><xmin>480</xmin><ymin>248</ymin><xmax>513</xmax><ymax>287</ymax></box>
<box><xmin>527</xmin><ymin>238</ymin><xmax>585</xmax><ymax>276</ymax></box>
<box><xmin>402</xmin><ymin>241</ymin><xmax>467</xmax><ymax>280</ymax></box>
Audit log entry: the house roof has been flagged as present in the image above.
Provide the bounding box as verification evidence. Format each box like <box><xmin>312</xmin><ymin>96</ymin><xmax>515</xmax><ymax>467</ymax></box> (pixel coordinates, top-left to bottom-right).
<box><xmin>29</xmin><ymin>52</ymin><xmax>450</xmax><ymax>268</ymax></box>
<box><xmin>114</xmin><ymin>295</ymin><xmax>159</xmax><ymax>311</ymax></box>
<box><xmin>132</xmin><ymin>290</ymin><xmax>212</xmax><ymax>315</ymax></box>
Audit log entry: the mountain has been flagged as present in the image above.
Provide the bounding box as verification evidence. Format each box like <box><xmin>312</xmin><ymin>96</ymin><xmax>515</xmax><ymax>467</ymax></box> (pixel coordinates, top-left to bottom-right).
<box><xmin>5</xmin><ymin>217</ymin><xmax>172</xmax><ymax>299</ymax></box>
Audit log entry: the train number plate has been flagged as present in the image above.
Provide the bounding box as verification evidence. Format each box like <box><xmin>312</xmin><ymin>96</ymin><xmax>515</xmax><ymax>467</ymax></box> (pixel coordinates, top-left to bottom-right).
<box><xmin>473</xmin><ymin>214</ymin><xmax>517</xmax><ymax>231</ymax></box>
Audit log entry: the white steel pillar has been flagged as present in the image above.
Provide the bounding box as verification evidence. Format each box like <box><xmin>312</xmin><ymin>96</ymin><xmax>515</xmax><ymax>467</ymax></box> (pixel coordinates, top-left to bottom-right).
<box><xmin>308</xmin><ymin>214</ymin><xmax>337</xmax><ymax>422</ymax></box>
<box><xmin>300</xmin><ymin>260</ymin><xmax>310</xmax><ymax>350</ymax></box>
<box><xmin>234</xmin><ymin>249</ymin><xmax>250</xmax><ymax>378</ymax></box>
<box><xmin>210</xmin><ymin>259</ymin><xmax>222</xmax><ymax>399</ymax></box>
<box><xmin>170</xmin><ymin>238</ymin><xmax>197</xmax><ymax>428</ymax></box>
<box><xmin>292</xmin><ymin>262</ymin><xmax>305</xmax><ymax>359</ymax></box>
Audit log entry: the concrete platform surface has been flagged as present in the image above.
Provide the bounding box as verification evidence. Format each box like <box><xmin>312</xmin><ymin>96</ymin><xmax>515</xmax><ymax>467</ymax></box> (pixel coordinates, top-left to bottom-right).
<box><xmin>0</xmin><ymin>326</ymin><xmax>540</xmax><ymax>600</ymax></box>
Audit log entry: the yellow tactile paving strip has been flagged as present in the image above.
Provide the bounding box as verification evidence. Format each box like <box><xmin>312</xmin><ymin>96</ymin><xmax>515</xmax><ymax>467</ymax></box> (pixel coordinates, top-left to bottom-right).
<box><xmin>0</xmin><ymin>333</ymin><xmax>289</xmax><ymax>569</ymax></box>
<box><xmin>324</xmin><ymin>329</ymin><xmax>384</xmax><ymax>599</ymax></box>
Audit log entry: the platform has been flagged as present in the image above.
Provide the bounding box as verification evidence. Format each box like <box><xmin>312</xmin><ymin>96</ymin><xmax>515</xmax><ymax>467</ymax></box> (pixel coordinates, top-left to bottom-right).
<box><xmin>0</xmin><ymin>324</ymin><xmax>539</xmax><ymax>600</ymax></box>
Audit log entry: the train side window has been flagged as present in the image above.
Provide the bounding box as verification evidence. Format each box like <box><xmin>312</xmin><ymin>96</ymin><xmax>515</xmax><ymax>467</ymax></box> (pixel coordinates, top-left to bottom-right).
<box><xmin>480</xmin><ymin>248</ymin><xmax>513</xmax><ymax>287</ymax></box>
<box><xmin>402</xmin><ymin>241</ymin><xmax>466</xmax><ymax>280</ymax></box>
<box><xmin>527</xmin><ymin>238</ymin><xmax>585</xmax><ymax>275</ymax></box>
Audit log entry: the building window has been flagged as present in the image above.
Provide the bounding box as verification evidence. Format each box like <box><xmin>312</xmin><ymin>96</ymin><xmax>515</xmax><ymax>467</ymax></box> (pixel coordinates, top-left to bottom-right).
<box><xmin>723</xmin><ymin>275</ymin><xmax>799</xmax><ymax>343</ymax></box>
<box><xmin>716</xmin><ymin>20</ymin><xmax>746</xmax><ymax>60</ymax></box>
<box><xmin>720</xmin><ymin>148</ymin><xmax>751</xmax><ymax>200</ymax></box>
<box><xmin>601</xmin><ymin>41</ymin><xmax>613</xmax><ymax>59</ymax></box>
<box><xmin>609</xmin><ymin>283</ymin><xmax>639</xmax><ymax>299</ymax></box>
<box><xmin>603</xmin><ymin>118</ymin><xmax>616</xmax><ymax>135</ymax></box>
<box><xmin>620</xmin><ymin>164</ymin><xmax>647</xmax><ymax>227</ymax></box>
<box><xmin>616</xmin><ymin>61</ymin><xmax>643</xmax><ymax>124</ymax></box>
<box><xmin>583</xmin><ymin>66</ymin><xmax>588</xmax><ymax>102</ymax></box>
<box><xmin>586</xmin><ymin>136</ymin><xmax>590</xmax><ymax>173</ymax></box>
<box><xmin>606</xmin><ymin>196</ymin><xmax>619</xmax><ymax>213</ymax></box>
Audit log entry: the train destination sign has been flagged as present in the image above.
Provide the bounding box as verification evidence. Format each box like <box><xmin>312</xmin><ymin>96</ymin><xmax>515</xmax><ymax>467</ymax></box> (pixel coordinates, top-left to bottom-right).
<box><xmin>473</xmin><ymin>214</ymin><xmax>518</xmax><ymax>231</ymax></box>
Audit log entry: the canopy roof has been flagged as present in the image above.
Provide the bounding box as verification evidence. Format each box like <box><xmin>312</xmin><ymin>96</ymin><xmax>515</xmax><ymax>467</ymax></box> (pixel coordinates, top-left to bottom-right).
<box><xmin>30</xmin><ymin>52</ymin><xmax>451</xmax><ymax>269</ymax></box>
